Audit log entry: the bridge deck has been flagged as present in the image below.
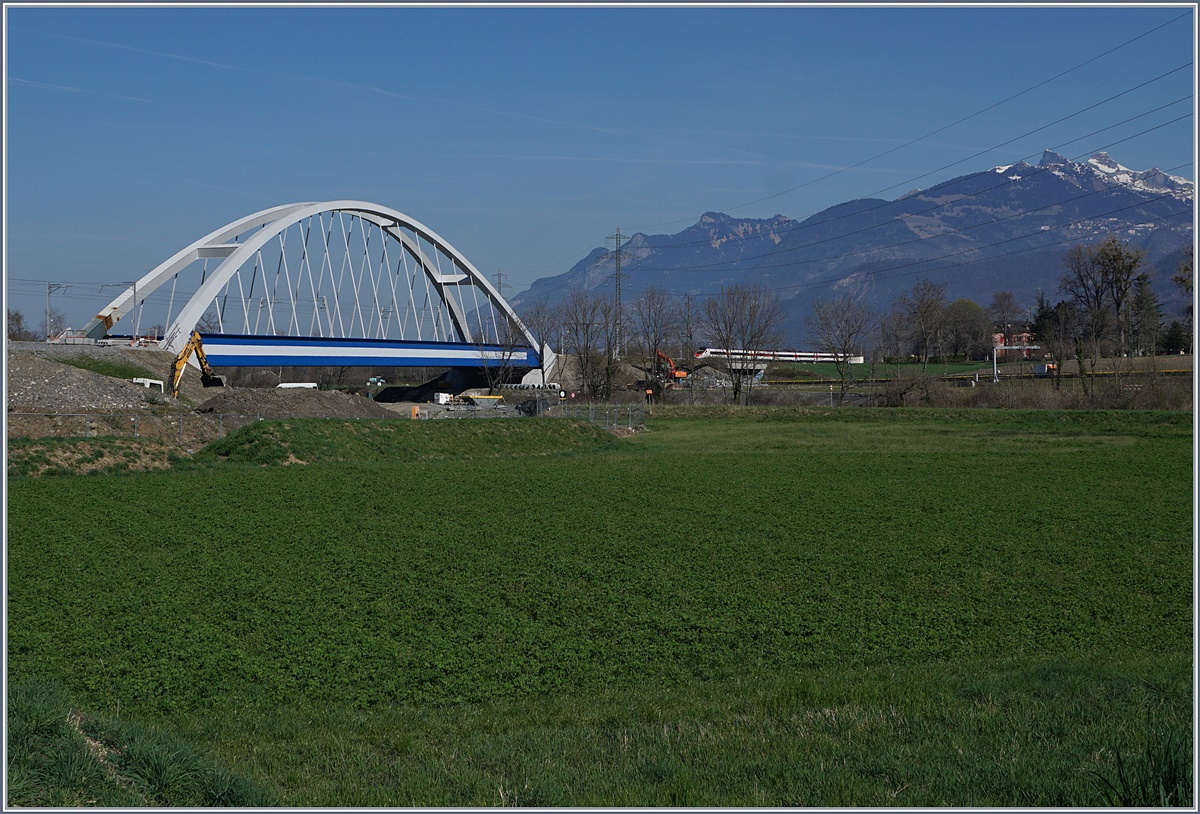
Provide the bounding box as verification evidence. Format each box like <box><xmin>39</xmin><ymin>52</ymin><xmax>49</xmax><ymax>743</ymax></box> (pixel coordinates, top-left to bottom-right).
<box><xmin>199</xmin><ymin>334</ymin><xmax>539</xmax><ymax>368</ymax></box>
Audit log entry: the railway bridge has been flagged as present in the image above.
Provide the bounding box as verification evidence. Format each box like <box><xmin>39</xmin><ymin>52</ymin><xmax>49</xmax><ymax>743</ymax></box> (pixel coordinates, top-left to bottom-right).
<box><xmin>82</xmin><ymin>201</ymin><xmax>554</xmax><ymax>383</ymax></box>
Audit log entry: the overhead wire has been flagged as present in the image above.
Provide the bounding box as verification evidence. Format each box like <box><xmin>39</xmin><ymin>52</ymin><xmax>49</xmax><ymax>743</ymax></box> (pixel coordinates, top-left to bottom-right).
<box><xmin>515</xmin><ymin>97</ymin><xmax>1192</xmax><ymax>304</ymax></box>
<box><xmin>514</xmin><ymin>10</ymin><xmax>1193</xmax><ymax>291</ymax></box>
<box><xmin>617</xmin><ymin>64</ymin><xmax>1193</xmax><ymax>257</ymax></box>
<box><xmin>13</xmin><ymin>134</ymin><xmax>1192</xmax><ymax>324</ymax></box>
<box><xmin>756</xmin><ymin>187</ymin><xmax>1193</xmax><ymax>297</ymax></box>
<box><xmin>630</xmin><ymin>9</ymin><xmax>1194</xmax><ymax>232</ymax></box>
<box><xmin>623</xmin><ymin>114</ymin><xmax>1194</xmax><ymax>276</ymax></box>
<box><xmin>609</xmin><ymin>191</ymin><xmax>1191</xmax><ymax>304</ymax></box>
<box><xmin>516</xmin><ymin>112</ymin><xmax>1193</xmax><ymax>306</ymax></box>
<box><xmin>10</xmin><ymin>15</ymin><xmax>1192</xmax><ymax>325</ymax></box>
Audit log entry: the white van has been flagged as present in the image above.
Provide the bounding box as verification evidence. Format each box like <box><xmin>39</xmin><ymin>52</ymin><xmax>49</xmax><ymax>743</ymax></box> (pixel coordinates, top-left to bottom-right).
<box><xmin>277</xmin><ymin>382</ymin><xmax>318</xmax><ymax>389</ymax></box>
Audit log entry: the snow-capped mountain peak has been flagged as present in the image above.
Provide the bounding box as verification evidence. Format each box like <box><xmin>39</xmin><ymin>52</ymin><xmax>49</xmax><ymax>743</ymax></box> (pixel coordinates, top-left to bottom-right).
<box><xmin>1085</xmin><ymin>151</ymin><xmax>1193</xmax><ymax>200</ymax></box>
<box><xmin>1032</xmin><ymin>150</ymin><xmax>1193</xmax><ymax>201</ymax></box>
<box><xmin>1086</xmin><ymin>151</ymin><xmax>1128</xmax><ymax>174</ymax></box>
<box><xmin>990</xmin><ymin>151</ymin><xmax>1192</xmax><ymax>200</ymax></box>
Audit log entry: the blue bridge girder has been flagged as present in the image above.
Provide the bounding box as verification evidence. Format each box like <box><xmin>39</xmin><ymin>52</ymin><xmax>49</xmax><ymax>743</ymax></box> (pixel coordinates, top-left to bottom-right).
<box><xmin>198</xmin><ymin>334</ymin><xmax>539</xmax><ymax>369</ymax></box>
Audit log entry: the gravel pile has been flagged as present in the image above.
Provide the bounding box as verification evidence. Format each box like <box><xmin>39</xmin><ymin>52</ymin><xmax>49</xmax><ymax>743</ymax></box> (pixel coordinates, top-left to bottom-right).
<box><xmin>6</xmin><ymin>346</ymin><xmax>169</xmax><ymax>414</ymax></box>
<box><xmin>6</xmin><ymin>342</ymin><xmax>403</xmax><ymax>442</ymax></box>
<box><xmin>193</xmin><ymin>388</ymin><xmax>396</xmax><ymax>420</ymax></box>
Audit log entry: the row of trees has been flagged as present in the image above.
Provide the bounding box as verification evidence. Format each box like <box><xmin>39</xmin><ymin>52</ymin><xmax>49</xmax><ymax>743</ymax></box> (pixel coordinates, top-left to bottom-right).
<box><xmin>1031</xmin><ymin>237</ymin><xmax>1192</xmax><ymax>392</ymax></box>
<box><xmin>807</xmin><ymin>237</ymin><xmax>1192</xmax><ymax>401</ymax></box>
<box><xmin>521</xmin><ymin>237</ymin><xmax>1190</xmax><ymax>405</ymax></box>
<box><xmin>7</xmin><ymin>308</ymin><xmax>65</xmax><ymax>342</ymax></box>
<box><xmin>7</xmin><ymin>307</ymin><xmax>165</xmax><ymax>342</ymax></box>
<box><xmin>806</xmin><ymin>283</ymin><xmax>1011</xmax><ymax>402</ymax></box>
<box><xmin>522</xmin><ymin>284</ymin><xmax>784</xmax><ymax>404</ymax></box>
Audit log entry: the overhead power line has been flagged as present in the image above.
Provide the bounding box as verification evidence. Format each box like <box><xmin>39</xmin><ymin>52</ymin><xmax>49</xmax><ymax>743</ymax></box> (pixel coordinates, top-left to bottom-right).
<box><xmin>522</xmin><ymin>115</ymin><xmax>1192</xmax><ymax>306</ymax></box>
<box><xmin>616</xmin><ymin>191</ymin><xmax>1190</xmax><ymax>302</ymax></box>
<box><xmin>753</xmin><ymin>190</ymin><xmax>1193</xmax><ymax>297</ymax></box>
<box><xmin>625</xmin><ymin>66</ymin><xmax>1193</xmax><ymax>258</ymax></box>
<box><xmin>520</xmin><ymin>80</ymin><xmax>1191</xmax><ymax>304</ymax></box>
<box><xmin>626</xmin><ymin>116</ymin><xmax>1194</xmax><ymax>275</ymax></box>
<box><xmin>514</xmin><ymin>11</ymin><xmax>1192</xmax><ymax>292</ymax></box>
<box><xmin>633</xmin><ymin>9</ymin><xmax>1194</xmax><ymax>232</ymax></box>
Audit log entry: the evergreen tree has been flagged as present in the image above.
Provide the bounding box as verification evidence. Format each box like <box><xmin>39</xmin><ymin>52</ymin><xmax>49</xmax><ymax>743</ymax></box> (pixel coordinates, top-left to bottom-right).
<box><xmin>1129</xmin><ymin>274</ymin><xmax>1162</xmax><ymax>357</ymax></box>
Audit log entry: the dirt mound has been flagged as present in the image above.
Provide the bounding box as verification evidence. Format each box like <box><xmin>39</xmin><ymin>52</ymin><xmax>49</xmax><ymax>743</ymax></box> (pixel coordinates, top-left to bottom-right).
<box><xmin>6</xmin><ymin>343</ymin><xmax>400</xmax><ymax>445</ymax></box>
<box><xmin>193</xmin><ymin>388</ymin><xmax>396</xmax><ymax>420</ymax></box>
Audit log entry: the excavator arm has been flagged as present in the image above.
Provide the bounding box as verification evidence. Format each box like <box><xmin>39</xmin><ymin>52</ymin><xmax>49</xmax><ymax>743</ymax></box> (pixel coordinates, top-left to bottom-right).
<box><xmin>656</xmin><ymin>350</ymin><xmax>690</xmax><ymax>382</ymax></box>
<box><xmin>169</xmin><ymin>331</ymin><xmax>225</xmax><ymax>398</ymax></box>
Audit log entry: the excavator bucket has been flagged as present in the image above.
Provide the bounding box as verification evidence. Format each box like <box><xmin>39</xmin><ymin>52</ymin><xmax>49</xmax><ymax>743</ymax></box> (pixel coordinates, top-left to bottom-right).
<box><xmin>200</xmin><ymin>372</ymin><xmax>225</xmax><ymax>388</ymax></box>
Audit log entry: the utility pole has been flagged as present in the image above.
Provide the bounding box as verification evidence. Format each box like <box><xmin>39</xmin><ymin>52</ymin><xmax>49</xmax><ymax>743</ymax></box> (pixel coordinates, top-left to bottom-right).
<box><xmin>491</xmin><ymin>271</ymin><xmax>514</xmax><ymax>346</ymax></box>
<box><xmin>45</xmin><ymin>283</ymin><xmax>68</xmax><ymax>341</ymax></box>
<box><xmin>607</xmin><ymin>228</ymin><xmax>628</xmax><ymax>358</ymax></box>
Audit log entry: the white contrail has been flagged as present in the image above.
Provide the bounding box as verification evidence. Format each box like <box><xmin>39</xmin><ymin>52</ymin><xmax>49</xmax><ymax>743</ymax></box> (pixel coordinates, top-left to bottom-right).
<box><xmin>31</xmin><ymin>30</ymin><xmax>619</xmax><ymax>133</ymax></box>
<box><xmin>7</xmin><ymin>76</ymin><xmax>149</xmax><ymax>103</ymax></box>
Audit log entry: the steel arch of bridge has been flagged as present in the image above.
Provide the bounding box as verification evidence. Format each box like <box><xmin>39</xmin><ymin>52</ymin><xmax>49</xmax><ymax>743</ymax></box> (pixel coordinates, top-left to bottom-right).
<box><xmin>84</xmin><ymin>201</ymin><xmax>552</xmax><ymax>373</ymax></box>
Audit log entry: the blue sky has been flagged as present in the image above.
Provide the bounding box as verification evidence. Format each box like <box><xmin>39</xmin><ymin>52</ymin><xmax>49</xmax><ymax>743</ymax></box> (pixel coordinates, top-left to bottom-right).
<box><xmin>5</xmin><ymin>3</ymin><xmax>1195</xmax><ymax>331</ymax></box>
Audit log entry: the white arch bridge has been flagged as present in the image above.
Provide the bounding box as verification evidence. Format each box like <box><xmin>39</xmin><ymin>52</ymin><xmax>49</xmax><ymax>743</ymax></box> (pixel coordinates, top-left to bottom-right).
<box><xmin>82</xmin><ymin>201</ymin><xmax>554</xmax><ymax>382</ymax></box>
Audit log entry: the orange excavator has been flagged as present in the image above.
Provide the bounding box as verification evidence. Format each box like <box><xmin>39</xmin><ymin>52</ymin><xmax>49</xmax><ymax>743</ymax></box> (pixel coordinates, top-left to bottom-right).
<box><xmin>655</xmin><ymin>351</ymin><xmax>691</xmax><ymax>387</ymax></box>
<box><xmin>169</xmin><ymin>330</ymin><xmax>225</xmax><ymax>398</ymax></box>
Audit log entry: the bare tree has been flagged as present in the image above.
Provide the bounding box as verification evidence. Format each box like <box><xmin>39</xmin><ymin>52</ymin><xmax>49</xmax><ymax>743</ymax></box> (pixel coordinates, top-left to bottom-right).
<box><xmin>702</xmin><ymin>285</ymin><xmax>783</xmax><ymax>405</ymax></box>
<box><xmin>878</xmin><ymin>309</ymin><xmax>905</xmax><ymax>362</ymax></box>
<box><xmin>943</xmin><ymin>298</ymin><xmax>992</xmax><ymax>360</ymax></box>
<box><xmin>479</xmin><ymin>315</ymin><xmax>525</xmax><ymax>394</ymax></box>
<box><xmin>598</xmin><ymin>295</ymin><xmax>623</xmax><ymax>399</ymax></box>
<box><xmin>1060</xmin><ymin>243</ymin><xmax>1108</xmax><ymax>392</ymax></box>
<box><xmin>520</xmin><ymin>299</ymin><xmax>559</xmax><ymax>386</ymax></box>
<box><xmin>806</xmin><ymin>291</ymin><xmax>874</xmax><ymax>403</ymax></box>
<box><xmin>1059</xmin><ymin>238</ymin><xmax>1143</xmax><ymax>391</ymax></box>
<box><xmin>875</xmin><ymin>309</ymin><xmax>920</xmax><ymax>405</ymax></box>
<box><xmin>1095</xmin><ymin>236</ymin><xmax>1143</xmax><ymax>359</ymax></box>
<box><xmin>1030</xmin><ymin>290</ymin><xmax>1077</xmax><ymax>389</ymax></box>
<box><xmin>39</xmin><ymin>308</ymin><xmax>67</xmax><ymax>341</ymax></box>
<box><xmin>562</xmin><ymin>289</ymin><xmax>616</xmax><ymax>400</ymax></box>
<box><xmin>895</xmin><ymin>278</ymin><xmax>946</xmax><ymax>372</ymax></box>
<box><xmin>196</xmin><ymin>308</ymin><xmax>222</xmax><ymax>334</ymax></box>
<box><xmin>987</xmin><ymin>291</ymin><xmax>1022</xmax><ymax>345</ymax></box>
<box><xmin>675</xmin><ymin>293</ymin><xmax>700</xmax><ymax>359</ymax></box>
<box><xmin>630</xmin><ymin>287</ymin><xmax>677</xmax><ymax>389</ymax></box>
<box><xmin>673</xmin><ymin>294</ymin><xmax>701</xmax><ymax>401</ymax></box>
<box><xmin>1041</xmin><ymin>301</ymin><xmax>1078</xmax><ymax>390</ymax></box>
<box><xmin>7</xmin><ymin>309</ymin><xmax>38</xmax><ymax>341</ymax></box>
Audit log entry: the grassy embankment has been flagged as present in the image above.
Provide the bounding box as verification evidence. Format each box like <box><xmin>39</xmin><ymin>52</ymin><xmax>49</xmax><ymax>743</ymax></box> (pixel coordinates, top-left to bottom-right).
<box><xmin>7</xmin><ymin>410</ymin><xmax>1193</xmax><ymax>806</ymax></box>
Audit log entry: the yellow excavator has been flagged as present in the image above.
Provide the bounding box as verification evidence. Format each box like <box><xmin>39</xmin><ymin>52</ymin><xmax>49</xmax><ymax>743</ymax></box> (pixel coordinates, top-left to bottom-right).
<box><xmin>169</xmin><ymin>330</ymin><xmax>225</xmax><ymax>398</ymax></box>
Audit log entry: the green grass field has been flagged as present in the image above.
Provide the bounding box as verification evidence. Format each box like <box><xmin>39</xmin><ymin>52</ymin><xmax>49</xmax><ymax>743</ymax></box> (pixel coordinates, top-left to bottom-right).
<box><xmin>766</xmin><ymin>359</ymin><xmax>991</xmax><ymax>380</ymax></box>
<box><xmin>6</xmin><ymin>410</ymin><xmax>1193</xmax><ymax>806</ymax></box>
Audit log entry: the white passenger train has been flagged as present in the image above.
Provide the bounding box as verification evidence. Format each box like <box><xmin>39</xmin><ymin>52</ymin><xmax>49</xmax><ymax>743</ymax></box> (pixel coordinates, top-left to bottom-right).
<box><xmin>693</xmin><ymin>348</ymin><xmax>864</xmax><ymax>364</ymax></box>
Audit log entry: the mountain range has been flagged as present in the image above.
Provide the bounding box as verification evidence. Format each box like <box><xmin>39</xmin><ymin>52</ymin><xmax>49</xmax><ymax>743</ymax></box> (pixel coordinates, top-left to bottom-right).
<box><xmin>512</xmin><ymin>151</ymin><xmax>1193</xmax><ymax>346</ymax></box>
